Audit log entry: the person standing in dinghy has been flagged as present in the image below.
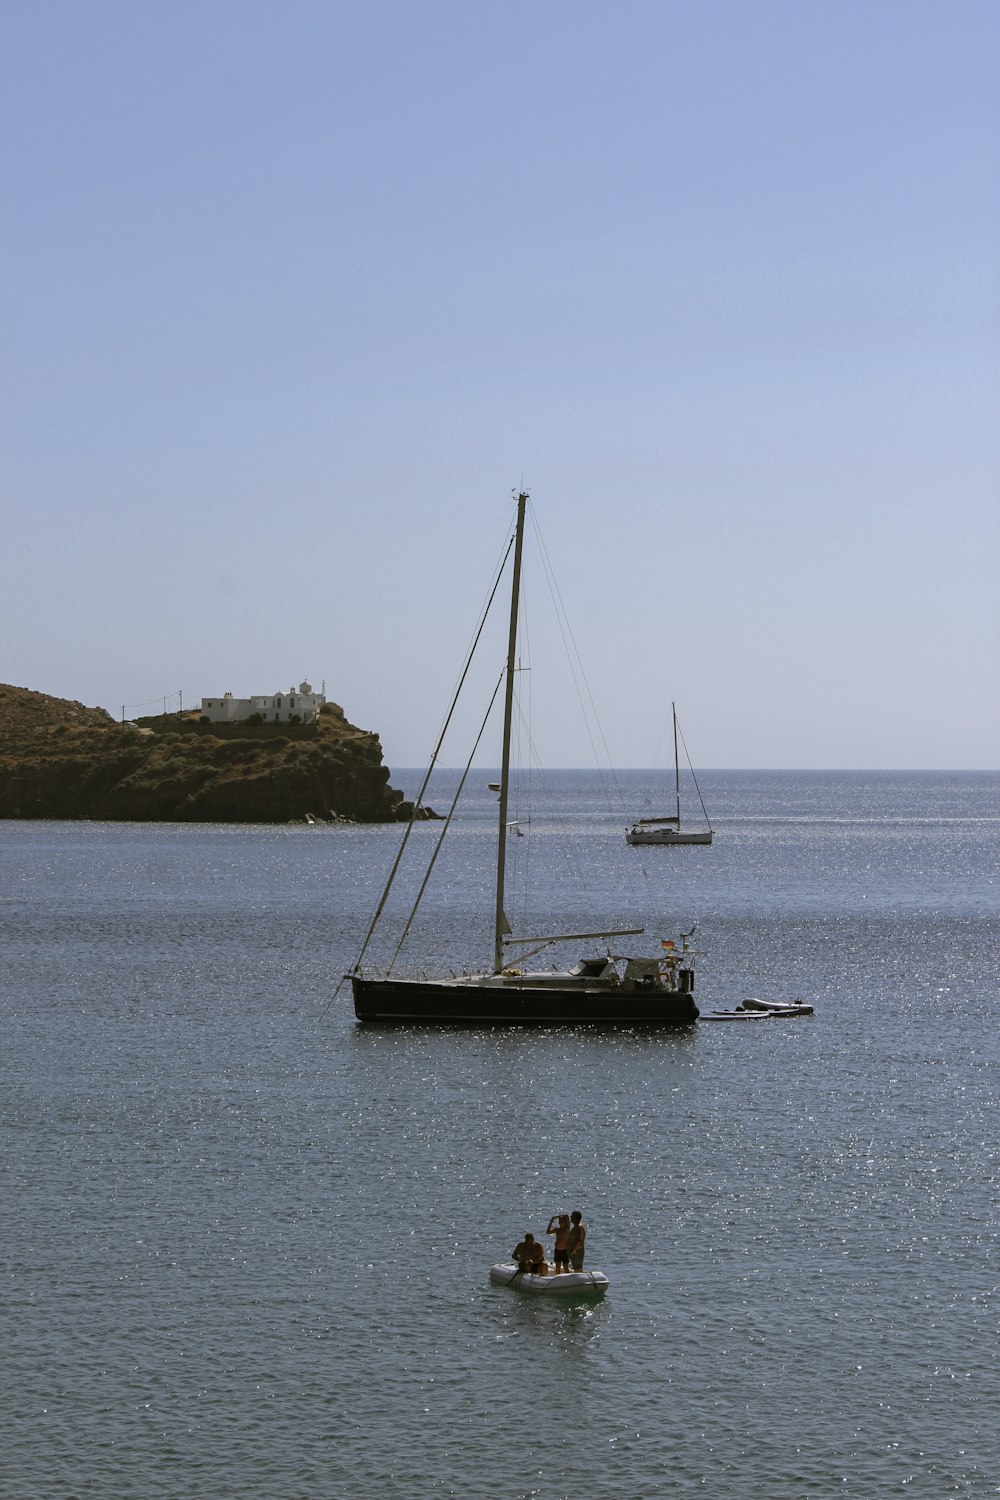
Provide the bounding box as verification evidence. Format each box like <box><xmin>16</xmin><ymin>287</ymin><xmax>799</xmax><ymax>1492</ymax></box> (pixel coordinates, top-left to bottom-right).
<box><xmin>567</xmin><ymin>1210</ymin><xmax>586</xmax><ymax>1271</ymax></box>
<box><xmin>546</xmin><ymin>1213</ymin><xmax>572</xmax><ymax>1273</ymax></box>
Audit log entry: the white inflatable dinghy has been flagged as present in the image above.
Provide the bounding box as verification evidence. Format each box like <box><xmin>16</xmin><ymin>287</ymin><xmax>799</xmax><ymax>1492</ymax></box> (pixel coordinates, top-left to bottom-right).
<box><xmin>739</xmin><ymin>998</ymin><xmax>813</xmax><ymax>1014</ymax></box>
<box><xmin>701</xmin><ymin>998</ymin><xmax>814</xmax><ymax>1021</ymax></box>
<box><xmin>490</xmin><ymin>1262</ymin><xmax>609</xmax><ymax>1295</ymax></box>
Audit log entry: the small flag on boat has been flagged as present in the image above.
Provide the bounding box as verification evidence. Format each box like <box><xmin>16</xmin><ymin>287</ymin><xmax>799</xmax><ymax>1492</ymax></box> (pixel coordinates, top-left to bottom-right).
<box><xmin>661</xmin><ymin>939</ymin><xmax>676</xmax><ymax>950</ymax></box>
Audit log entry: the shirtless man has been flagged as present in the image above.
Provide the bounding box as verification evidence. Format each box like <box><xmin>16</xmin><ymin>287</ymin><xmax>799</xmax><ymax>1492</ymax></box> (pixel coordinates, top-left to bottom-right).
<box><xmin>567</xmin><ymin>1210</ymin><xmax>587</xmax><ymax>1271</ymax></box>
<box><xmin>512</xmin><ymin>1232</ymin><xmax>544</xmax><ymax>1274</ymax></box>
<box><xmin>546</xmin><ymin>1213</ymin><xmax>572</xmax><ymax>1273</ymax></box>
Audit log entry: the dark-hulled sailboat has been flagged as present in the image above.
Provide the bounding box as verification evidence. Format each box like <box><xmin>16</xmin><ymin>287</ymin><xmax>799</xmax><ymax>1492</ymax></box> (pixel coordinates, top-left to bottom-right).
<box><xmin>348</xmin><ymin>491</ymin><xmax>699</xmax><ymax>1026</ymax></box>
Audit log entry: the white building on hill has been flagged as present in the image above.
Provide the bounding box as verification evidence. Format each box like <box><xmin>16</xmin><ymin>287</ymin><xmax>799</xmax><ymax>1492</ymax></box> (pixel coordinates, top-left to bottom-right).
<box><xmin>200</xmin><ymin>680</ymin><xmax>326</xmax><ymax>724</ymax></box>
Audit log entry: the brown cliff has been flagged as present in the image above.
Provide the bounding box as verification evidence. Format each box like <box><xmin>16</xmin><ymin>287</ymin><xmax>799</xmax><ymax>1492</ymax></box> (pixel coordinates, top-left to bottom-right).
<box><xmin>0</xmin><ymin>685</ymin><xmax>423</xmax><ymax>823</ymax></box>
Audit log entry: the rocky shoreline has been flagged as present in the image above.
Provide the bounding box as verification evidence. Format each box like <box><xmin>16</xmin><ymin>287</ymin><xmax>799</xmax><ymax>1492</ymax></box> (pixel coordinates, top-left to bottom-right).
<box><xmin>0</xmin><ymin>685</ymin><xmax>425</xmax><ymax>824</ymax></box>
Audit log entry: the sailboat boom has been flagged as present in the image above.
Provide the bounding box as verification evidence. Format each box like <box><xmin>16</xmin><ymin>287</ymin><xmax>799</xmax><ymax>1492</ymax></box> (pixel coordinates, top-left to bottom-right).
<box><xmin>504</xmin><ymin>926</ymin><xmax>645</xmax><ymax>946</ymax></box>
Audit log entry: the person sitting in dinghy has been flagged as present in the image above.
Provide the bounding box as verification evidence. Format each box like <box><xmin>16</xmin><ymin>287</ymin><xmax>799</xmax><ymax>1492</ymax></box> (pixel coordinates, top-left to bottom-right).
<box><xmin>512</xmin><ymin>1233</ymin><xmax>545</xmax><ymax>1274</ymax></box>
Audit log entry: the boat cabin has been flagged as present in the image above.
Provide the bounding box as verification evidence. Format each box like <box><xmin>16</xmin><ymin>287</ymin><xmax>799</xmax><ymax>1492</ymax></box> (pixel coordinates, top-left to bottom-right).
<box><xmin>568</xmin><ymin>958</ymin><xmax>618</xmax><ymax>981</ymax></box>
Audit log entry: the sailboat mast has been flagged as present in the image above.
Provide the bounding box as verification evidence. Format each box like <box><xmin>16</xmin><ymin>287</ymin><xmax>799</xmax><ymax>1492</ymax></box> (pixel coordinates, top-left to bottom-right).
<box><xmin>494</xmin><ymin>491</ymin><xmax>528</xmax><ymax>973</ymax></box>
<box><xmin>673</xmin><ymin>701</ymin><xmax>681</xmax><ymax>825</ymax></box>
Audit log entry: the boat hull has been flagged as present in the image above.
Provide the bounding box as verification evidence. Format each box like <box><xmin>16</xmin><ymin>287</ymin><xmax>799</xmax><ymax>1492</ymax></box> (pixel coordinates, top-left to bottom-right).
<box><xmin>490</xmin><ymin>1262</ymin><xmax>609</xmax><ymax>1296</ymax></box>
<box><xmin>352</xmin><ymin>975</ymin><xmax>699</xmax><ymax>1026</ymax></box>
<box><xmin>626</xmin><ymin>829</ymin><xmax>713</xmax><ymax>845</ymax></box>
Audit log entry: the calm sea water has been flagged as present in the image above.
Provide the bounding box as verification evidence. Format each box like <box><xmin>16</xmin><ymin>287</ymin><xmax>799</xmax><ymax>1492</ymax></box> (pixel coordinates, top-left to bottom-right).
<box><xmin>2</xmin><ymin>771</ymin><xmax>997</xmax><ymax>1499</ymax></box>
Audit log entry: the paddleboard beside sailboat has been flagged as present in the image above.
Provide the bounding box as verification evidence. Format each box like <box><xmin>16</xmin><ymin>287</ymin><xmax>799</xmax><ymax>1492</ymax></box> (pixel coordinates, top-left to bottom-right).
<box><xmin>348</xmin><ymin>491</ymin><xmax>699</xmax><ymax>1027</ymax></box>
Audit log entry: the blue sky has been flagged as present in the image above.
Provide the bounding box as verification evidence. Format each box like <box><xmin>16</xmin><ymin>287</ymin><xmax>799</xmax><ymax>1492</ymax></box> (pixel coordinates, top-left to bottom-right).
<box><xmin>2</xmin><ymin>0</ymin><xmax>997</xmax><ymax>769</ymax></box>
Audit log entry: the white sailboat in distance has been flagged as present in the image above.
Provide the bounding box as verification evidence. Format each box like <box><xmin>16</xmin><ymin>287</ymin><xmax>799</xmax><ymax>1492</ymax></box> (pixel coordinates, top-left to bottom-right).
<box><xmin>626</xmin><ymin>703</ymin><xmax>714</xmax><ymax>846</ymax></box>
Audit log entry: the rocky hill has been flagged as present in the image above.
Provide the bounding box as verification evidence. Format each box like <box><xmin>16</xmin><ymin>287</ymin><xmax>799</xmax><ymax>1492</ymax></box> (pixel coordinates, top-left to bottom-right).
<box><xmin>0</xmin><ymin>685</ymin><xmax>421</xmax><ymax>823</ymax></box>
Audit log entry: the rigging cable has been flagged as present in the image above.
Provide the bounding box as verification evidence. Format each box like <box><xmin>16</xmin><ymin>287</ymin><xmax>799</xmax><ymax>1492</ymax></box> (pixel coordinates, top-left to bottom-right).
<box><xmin>387</xmin><ymin>668</ymin><xmax>505</xmax><ymax>973</ymax></box>
<box><xmin>675</xmin><ymin>716</ymin><xmax>713</xmax><ymax>828</ymax></box>
<box><xmin>324</xmin><ymin>518</ymin><xmax>517</xmax><ymax>1015</ymax></box>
